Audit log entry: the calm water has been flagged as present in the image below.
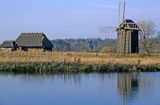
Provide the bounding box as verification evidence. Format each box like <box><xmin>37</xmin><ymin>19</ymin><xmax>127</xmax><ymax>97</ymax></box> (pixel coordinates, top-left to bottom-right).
<box><xmin>0</xmin><ymin>72</ymin><xmax>160</xmax><ymax>105</ymax></box>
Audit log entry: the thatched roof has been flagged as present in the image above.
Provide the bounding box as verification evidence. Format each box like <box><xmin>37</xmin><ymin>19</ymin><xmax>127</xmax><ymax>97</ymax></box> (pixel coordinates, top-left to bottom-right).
<box><xmin>0</xmin><ymin>40</ymin><xmax>16</xmax><ymax>48</ymax></box>
<box><xmin>16</xmin><ymin>33</ymin><xmax>53</xmax><ymax>48</ymax></box>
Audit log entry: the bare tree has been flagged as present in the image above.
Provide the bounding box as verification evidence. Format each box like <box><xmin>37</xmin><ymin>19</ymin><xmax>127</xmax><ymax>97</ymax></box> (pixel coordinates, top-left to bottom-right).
<box><xmin>157</xmin><ymin>31</ymin><xmax>160</xmax><ymax>40</ymax></box>
<box><xmin>138</xmin><ymin>21</ymin><xmax>156</xmax><ymax>55</ymax></box>
<box><xmin>154</xmin><ymin>32</ymin><xmax>160</xmax><ymax>54</ymax></box>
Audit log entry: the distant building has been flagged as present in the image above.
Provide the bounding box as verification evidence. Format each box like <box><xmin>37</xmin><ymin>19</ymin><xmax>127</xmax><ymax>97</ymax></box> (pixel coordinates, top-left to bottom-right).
<box><xmin>0</xmin><ymin>40</ymin><xmax>17</xmax><ymax>51</ymax></box>
<box><xmin>117</xmin><ymin>19</ymin><xmax>141</xmax><ymax>54</ymax></box>
<box><xmin>16</xmin><ymin>33</ymin><xmax>53</xmax><ymax>51</ymax></box>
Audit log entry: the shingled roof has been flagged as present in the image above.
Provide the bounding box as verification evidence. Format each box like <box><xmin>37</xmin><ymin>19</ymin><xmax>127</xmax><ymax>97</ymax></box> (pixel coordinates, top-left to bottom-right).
<box><xmin>0</xmin><ymin>40</ymin><xmax>16</xmax><ymax>48</ymax></box>
<box><xmin>16</xmin><ymin>33</ymin><xmax>53</xmax><ymax>49</ymax></box>
<box><xmin>118</xmin><ymin>19</ymin><xmax>140</xmax><ymax>30</ymax></box>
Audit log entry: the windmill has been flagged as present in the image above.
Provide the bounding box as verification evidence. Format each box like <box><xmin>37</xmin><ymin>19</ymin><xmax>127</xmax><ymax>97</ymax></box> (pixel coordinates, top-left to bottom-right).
<box><xmin>100</xmin><ymin>1</ymin><xmax>141</xmax><ymax>54</ymax></box>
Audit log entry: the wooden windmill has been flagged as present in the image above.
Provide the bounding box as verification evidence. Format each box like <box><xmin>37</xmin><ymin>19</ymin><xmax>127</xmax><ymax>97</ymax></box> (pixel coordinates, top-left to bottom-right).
<box><xmin>100</xmin><ymin>1</ymin><xmax>141</xmax><ymax>54</ymax></box>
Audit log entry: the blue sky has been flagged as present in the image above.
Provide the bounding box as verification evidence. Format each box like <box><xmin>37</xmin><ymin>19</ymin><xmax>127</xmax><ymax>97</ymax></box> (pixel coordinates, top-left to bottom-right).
<box><xmin>0</xmin><ymin>0</ymin><xmax>160</xmax><ymax>42</ymax></box>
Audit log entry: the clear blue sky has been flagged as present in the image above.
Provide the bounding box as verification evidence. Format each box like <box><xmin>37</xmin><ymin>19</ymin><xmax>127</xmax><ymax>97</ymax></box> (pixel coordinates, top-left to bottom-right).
<box><xmin>0</xmin><ymin>0</ymin><xmax>160</xmax><ymax>42</ymax></box>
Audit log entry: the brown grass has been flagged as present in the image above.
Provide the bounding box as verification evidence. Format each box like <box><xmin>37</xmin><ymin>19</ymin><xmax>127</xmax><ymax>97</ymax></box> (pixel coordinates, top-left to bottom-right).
<box><xmin>0</xmin><ymin>50</ymin><xmax>160</xmax><ymax>65</ymax></box>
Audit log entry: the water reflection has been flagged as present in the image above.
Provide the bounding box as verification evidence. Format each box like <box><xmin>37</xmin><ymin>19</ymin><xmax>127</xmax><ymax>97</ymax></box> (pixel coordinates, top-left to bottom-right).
<box><xmin>0</xmin><ymin>72</ymin><xmax>158</xmax><ymax>105</ymax></box>
<box><xmin>117</xmin><ymin>73</ymin><xmax>140</xmax><ymax>105</ymax></box>
<box><xmin>19</xmin><ymin>73</ymin><xmax>82</xmax><ymax>86</ymax></box>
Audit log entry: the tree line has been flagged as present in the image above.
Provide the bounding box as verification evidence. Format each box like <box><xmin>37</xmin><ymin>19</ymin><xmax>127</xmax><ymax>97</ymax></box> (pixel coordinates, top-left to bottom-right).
<box><xmin>51</xmin><ymin>38</ymin><xmax>116</xmax><ymax>52</ymax></box>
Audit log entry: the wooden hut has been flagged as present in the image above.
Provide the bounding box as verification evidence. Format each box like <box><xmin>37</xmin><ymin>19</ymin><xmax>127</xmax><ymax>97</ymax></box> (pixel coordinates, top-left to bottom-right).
<box><xmin>16</xmin><ymin>33</ymin><xmax>53</xmax><ymax>51</ymax></box>
<box><xmin>117</xmin><ymin>19</ymin><xmax>141</xmax><ymax>54</ymax></box>
<box><xmin>0</xmin><ymin>40</ymin><xmax>17</xmax><ymax>51</ymax></box>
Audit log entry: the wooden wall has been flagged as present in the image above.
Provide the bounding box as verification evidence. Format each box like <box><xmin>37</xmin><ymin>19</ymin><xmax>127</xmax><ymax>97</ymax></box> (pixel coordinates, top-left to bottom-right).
<box><xmin>117</xmin><ymin>30</ymin><xmax>139</xmax><ymax>54</ymax></box>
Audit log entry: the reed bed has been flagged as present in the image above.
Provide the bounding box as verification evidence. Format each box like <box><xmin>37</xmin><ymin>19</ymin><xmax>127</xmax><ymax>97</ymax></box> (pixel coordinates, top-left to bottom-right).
<box><xmin>0</xmin><ymin>62</ymin><xmax>159</xmax><ymax>73</ymax></box>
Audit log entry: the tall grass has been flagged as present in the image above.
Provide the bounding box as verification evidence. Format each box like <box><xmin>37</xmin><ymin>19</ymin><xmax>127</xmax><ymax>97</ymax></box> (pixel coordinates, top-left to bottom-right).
<box><xmin>0</xmin><ymin>51</ymin><xmax>160</xmax><ymax>65</ymax></box>
<box><xmin>0</xmin><ymin>50</ymin><xmax>160</xmax><ymax>73</ymax></box>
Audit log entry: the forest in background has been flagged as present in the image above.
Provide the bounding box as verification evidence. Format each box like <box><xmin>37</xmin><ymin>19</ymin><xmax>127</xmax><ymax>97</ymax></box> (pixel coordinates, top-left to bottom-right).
<box><xmin>51</xmin><ymin>38</ymin><xmax>116</xmax><ymax>52</ymax></box>
<box><xmin>51</xmin><ymin>33</ymin><xmax>160</xmax><ymax>54</ymax></box>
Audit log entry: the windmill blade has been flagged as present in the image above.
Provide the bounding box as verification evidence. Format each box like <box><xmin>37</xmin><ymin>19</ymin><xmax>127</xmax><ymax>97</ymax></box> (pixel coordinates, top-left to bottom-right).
<box><xmin>99</xmin><ymin>26</ymin><xmax>117</xmax><ymax>34</ymax></box>
<box><xmin>119</xmin><ymin>1</ymin><xmax>126</xmax><ymax>24</ymax></box>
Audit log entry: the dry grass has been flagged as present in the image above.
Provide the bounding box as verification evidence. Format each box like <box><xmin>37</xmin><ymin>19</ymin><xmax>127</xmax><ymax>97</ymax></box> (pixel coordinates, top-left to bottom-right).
<box><xmin>0</xmin><ymin>50</ymin><xmax>160</xmax><ymax>65</ymax></box>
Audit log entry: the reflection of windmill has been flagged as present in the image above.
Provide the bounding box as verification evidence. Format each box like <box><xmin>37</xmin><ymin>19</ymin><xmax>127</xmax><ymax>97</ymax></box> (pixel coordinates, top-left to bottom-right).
<box><xmin>117</xmin><ymin>73</ymin><xmax>140</xmax><ymax>105</ymax></box>
<box><xmin>100</xmin><ymin>1</ymin><xmax>141</xmax><ymax>54</ymax></box>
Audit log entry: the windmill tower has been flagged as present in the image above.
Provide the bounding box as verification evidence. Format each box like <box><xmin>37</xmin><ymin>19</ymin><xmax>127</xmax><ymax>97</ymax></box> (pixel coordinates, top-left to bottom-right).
<box><xmin>100</xmin><ymin>1</ymin><xmax>141</xmax><ymax>54</ymax></box>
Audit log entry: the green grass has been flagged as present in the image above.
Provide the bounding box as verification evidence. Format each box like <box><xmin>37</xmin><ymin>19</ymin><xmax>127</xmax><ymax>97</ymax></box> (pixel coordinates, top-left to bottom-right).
<box><xmin>0</xmin><ymin>62</ymin><xmax>159</xmax><ymax>73</ymax></box>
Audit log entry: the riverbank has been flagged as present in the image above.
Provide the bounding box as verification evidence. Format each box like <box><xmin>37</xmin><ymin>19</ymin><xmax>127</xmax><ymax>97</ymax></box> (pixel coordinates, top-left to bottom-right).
<box><xmin>0</xmin><ymin>62</ymin><xmax>160</xmax><ymax>73</ymax></box>
<box><xmin>0</xmin><ymin>51</ymin><xmax>160</xmax><ymax>73</ymax></box>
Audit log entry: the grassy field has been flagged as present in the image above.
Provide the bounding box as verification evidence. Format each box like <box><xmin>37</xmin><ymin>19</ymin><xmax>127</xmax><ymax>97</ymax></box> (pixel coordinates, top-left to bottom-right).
<box><xmin>0</xmin><ymin>51</ymin><xmax>160</xmax><ymax>65</ymax></box>
<box><xmin>0</xmin><ymin>51</ymin><xmax>159</xmax><ymax>73</ymax></box>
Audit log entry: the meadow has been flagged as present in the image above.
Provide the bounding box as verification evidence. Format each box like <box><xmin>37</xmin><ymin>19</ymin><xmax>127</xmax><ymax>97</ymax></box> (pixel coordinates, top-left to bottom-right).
<box><xmin>0</xmin><ymin>50</ymin><xmax>160</xmax><ymax>73</ymax></box>
<box><xmin>0</xmin><ymin>50</ymin><xmax>160</xmax><ymax>65</ymax></box>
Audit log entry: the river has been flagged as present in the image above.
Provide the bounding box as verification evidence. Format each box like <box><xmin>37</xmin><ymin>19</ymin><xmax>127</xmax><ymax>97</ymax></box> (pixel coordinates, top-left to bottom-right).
<box><xmin>0</xmin><ymin>72</ymin><xmax>159</xmax><ymax>105</ymax></box>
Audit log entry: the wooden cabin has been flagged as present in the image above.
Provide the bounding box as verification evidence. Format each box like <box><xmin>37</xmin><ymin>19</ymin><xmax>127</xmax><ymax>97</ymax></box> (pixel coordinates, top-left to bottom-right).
<box><xmin>16</xmin><ymin>33</ymin><xmax>53</xmax><ymax>51</ymax></box>
<box><xmin>0</xmin><ymin>40</ymin><xmax>17</xmax><ymax>51</ymax></box>
<box><xmin>117</xmin><ymin>19</ymin><xmax>141</xmax><ymax>54</ymax></box>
